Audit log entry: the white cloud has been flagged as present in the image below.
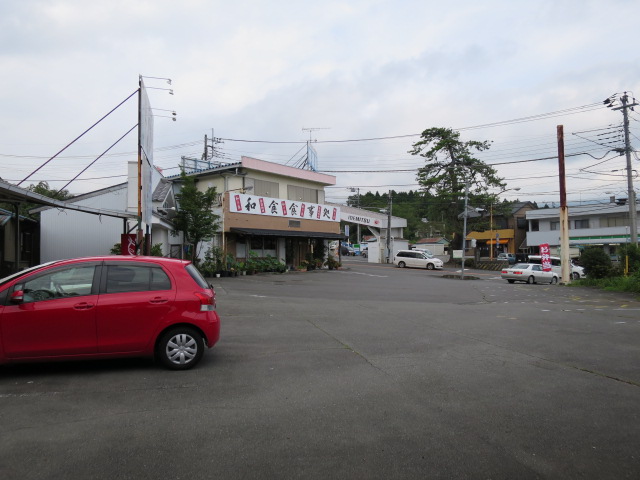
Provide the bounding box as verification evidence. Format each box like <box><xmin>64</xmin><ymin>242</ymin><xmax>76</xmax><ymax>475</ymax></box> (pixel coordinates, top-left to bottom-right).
<box><xmin>0</xmin><ymin>0</ymin><xmax>638</xmax><ymax>203</ymax></box>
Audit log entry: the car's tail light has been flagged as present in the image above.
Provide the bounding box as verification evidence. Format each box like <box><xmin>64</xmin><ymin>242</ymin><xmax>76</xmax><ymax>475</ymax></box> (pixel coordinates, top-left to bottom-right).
<box><xmin>195</xmin><ymin>292</ymin><xmax>215</xmax><ymax>311</ymax></box>
<box><xmin>501</xmin><ymin>270</ymin><xmax>507</xmax><ymax>274</ymax></box>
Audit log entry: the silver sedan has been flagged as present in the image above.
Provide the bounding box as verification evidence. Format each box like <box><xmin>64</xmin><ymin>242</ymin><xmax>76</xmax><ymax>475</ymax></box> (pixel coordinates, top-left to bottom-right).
<box><xmin>501</xmin><ymin>263</ymin><xmax>558</xmax><ymax>284</ymax></box>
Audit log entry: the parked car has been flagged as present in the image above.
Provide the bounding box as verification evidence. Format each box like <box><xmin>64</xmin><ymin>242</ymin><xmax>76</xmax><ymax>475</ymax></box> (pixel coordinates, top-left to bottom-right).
<box><xmin>497</xmin><ymin>252</ymin><xmax>516</xmax><ymax>264</ymax></box>
<box><xmin>341</xmin><ymin>244</ymin><xmax>355</xmax><ymax>256</ymax></box>
<box><xmin>527</xmin><ymin>255</ymin><xmax>585</xmax><ymax>280</ymax></box>
<box><xmin>0</xmin><ymin>256</ymin><xmax>221</xmax><ymax>370</ymax></box>
<box><xmin>393</xmin><ymin>250</ymin><xmax>443</xmax><ymax>270</ymax></box>
<box><xmin>501</xmin><ymin>263</ymin><xmax>559</xmax><ymax>284</ymax></box>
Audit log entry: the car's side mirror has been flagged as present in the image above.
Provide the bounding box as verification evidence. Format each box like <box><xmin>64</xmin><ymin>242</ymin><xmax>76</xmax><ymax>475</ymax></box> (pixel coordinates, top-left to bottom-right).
<box><xmin>10</xmin><ymin>290</ymin><xmax>25</xmax><ymax>303</ymax></box>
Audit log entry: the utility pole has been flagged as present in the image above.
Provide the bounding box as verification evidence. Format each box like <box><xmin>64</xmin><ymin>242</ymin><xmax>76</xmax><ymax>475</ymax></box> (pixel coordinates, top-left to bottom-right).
<box><xmin>386</xmin><ymin>191</ymin><xmax>393</xmax><ymax>263</ymax></box>
<box><xmin>460</xmin><ymin>181</ymin><xmax>469</xmax><ymax>280</ymax></box>
<box><xmin>557</xmin><ymin>125</ymin><xmax>571</xmax><ymax>283</ymax></box>
<box><xmin>606</xmin><ymin>92</ymin><xmax>638</xmax><ymax>244</ymax></box>
<box><xmin>350</xmin><ymin>187</ymin><xmax>361</xmax><ymax>245</ymax></box>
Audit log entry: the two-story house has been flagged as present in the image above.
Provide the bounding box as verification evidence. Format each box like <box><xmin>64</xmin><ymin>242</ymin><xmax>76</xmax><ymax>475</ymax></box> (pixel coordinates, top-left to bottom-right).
<box><xmin>466</xmin><ymin>201</ymin><xmax>536</xmax><ymax>258</ymax></box>
<box><xmin>174</xmin><ymin>156</ymin><xmax>344</xmax><ymax>268</ymax></box>
<box><xmin>525</xmin><ymin>198</ymin><xmax>640</xmax><ymax>256</ymax></box>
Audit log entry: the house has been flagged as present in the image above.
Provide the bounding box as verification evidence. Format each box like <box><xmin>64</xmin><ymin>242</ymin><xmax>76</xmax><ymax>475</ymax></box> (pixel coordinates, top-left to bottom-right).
<box><xmin>525</xmin><ymin>199</ymin><xmax>640</xmax><ymax>257</ymax></box>
<box><xmin>466</xmin><ymin>201</ymin><xmax>536</xmax><ymax>258</ymax></box>
<box><xmin>34</xmin><ymin>162</ymin><xmax>180</xmax><ymax>262</ymax></box>
<box><xmin>172</xmin><ymin>156</ymin><xmax>344</xmax><ymax>268</ymax></box>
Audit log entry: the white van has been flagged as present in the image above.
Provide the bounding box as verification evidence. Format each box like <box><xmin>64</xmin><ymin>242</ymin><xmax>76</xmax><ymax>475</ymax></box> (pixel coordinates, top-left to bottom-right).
<box><xmin>527</xmin><ymin>255</ymin><xmax>585</xmax><ymax>279</ymax></box>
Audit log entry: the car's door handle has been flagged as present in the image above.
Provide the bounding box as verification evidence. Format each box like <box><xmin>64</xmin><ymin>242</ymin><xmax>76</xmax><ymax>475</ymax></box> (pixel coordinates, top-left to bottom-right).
<box><xmin>73</xmin><ymin>302</ymin><xmax>95</xmax><ymax>310</ymax></box>
<box><xmin>149</xmin><ymin>297</ymin><xmax>169</xmax><ymax>304</ymax></box>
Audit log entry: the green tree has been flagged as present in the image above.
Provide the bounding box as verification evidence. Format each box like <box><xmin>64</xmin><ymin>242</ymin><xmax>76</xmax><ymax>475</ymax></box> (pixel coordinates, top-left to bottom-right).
<box><xmin>409</xmin><ymin>127</ymin><xmax>505</xmax><ymax>248</ymax></box>
<box><xmin>171</xmin><ymin>170</ymin><xmax>220</xmax><ymax>264</ymax></box>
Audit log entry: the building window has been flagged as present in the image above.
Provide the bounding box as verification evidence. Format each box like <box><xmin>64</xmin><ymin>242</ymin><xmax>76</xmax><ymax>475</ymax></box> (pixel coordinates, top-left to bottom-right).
<box><xmin>550</xmin><ymin>221</ymin><xmax>560</xmax><ymax>231</ymax></box>
<box><xmin>287</xmin><ymin>185</ymin><xmax>318</xmax><ymax>203</ymax></box>
<box><xmin>574</xmin><ymin>219</ymin><xmax>590</xmax><ymax>229</ymax></box>
<box><xmin>530</xmin><ymin>220</ymin><xmax>539</xmax><ymax>232</ymax></box>
<box><xmin>604</xmin><ymin>216</ymin><xmax>629</xmax><ymax>227</ymax></box>
<box><xmin>252</xmin><ymin>179</ymin><xmax>279</xmax><ymax>198</ymax></box>
<box><xmin>249</xmin><ymin>236</ymin><xmax>277</xmax><ymax>258</ymax></box>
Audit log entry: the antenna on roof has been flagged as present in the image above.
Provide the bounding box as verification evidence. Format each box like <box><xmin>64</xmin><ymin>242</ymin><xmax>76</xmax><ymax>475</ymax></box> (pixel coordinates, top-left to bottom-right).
<box><xmin>299</xmin><ymin>127</ymin><xmax>331</xmax><ymax>172</ymax></box>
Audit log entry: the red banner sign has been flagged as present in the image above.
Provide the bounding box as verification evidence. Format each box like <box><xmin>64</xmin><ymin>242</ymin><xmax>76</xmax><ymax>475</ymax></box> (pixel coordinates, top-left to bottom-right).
<box><xmin>121</xmin><ymin>234</ymin><xmax>137</xmax><ymax>256</ymax></box>
<box><xmin>539</xmin><ymin>243</ymin><xmax>552</xmax><ymax>272</ymax></box>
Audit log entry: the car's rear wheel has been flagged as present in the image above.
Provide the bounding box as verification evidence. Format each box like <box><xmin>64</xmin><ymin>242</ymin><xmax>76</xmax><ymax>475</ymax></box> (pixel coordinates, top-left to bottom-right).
<box><xmin>527</xmin><ymin>275</ymin><xmax>535</xmax><ymax>284</ymax></box>
<box><xmin>507</xmin><ymin>279</ymin><xmax>515</xmax><ymax>284</ymax></box>
<box><xmin>398</xmin><ymin>261</ymin><xmax>406</xmax><ymax>268</ymax></box>
<box><xmin>157</xmin><ymin>327</ymin><xmax>204</xmax><ymax>370</ymax></box>
<box><xmin>426</xmin><ymin>263</ymin><xmax>434</xmax><ymax>270</ymax></box>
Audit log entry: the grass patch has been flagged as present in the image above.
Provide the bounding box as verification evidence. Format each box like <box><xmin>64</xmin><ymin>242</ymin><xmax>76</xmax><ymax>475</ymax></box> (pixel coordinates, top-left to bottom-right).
<box><xmin>571</xmin><ymin>273</ymin><xmax>640</xmax><ymax>295</ymax></box>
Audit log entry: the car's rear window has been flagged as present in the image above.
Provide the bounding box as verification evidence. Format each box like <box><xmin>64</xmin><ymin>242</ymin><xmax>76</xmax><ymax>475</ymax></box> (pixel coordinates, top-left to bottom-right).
<box><xmin>185</xmin><ymin>264</ymin><xmax>209</xmax><ymax>288</ymax></box>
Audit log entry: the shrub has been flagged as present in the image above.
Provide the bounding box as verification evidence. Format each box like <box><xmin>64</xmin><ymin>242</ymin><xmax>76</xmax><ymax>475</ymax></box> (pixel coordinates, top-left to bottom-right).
<box><xmin>617</xmin><ymin>244</ymin><xmax>640</xmax><ymax>274</ymax></box>
<box><xmin>580</xmin><ymin>247</ymin><xmax>613</xmax><ymax>279</ymax></box>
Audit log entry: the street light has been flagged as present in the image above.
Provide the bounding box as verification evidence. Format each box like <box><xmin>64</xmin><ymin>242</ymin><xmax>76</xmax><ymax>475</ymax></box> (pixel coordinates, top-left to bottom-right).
<box><xmin>489</xmin><ymin>187</ymin><xmax>521</xmax><ymax>260</ymax></box>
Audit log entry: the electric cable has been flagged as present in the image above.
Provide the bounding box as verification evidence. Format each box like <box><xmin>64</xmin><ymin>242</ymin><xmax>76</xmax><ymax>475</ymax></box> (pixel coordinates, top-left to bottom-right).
<box><xmin>17</xmin><ymin>89</ymin><xmax>139</xmax><ymax>186</ymax></box>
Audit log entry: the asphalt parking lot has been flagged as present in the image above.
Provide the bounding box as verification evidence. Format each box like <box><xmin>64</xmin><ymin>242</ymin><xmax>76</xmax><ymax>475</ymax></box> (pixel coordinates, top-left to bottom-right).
<box><xmin>1</xmin><ymin>259</ymin><xmax>639</xmax><ymax>479</ymax></box>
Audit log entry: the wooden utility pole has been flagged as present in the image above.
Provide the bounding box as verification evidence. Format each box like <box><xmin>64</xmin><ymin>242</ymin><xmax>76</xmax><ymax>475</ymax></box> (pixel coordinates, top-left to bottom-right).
<box><xmin>558</xmin><ymin>125</ymin><xmax>571</xmax><ymax>283</ymax></box>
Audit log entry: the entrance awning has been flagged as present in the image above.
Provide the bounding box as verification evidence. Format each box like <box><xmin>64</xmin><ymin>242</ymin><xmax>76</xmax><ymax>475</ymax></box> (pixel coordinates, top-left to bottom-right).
<box><xmin>230</xmin><ymin>227</ymin><xmax>345</xmax><ymax>239</ymax></box>
<box><xmin>487</xmin><ymin>239</ymin><xmax>509</xmax><ymax>245</ymax></box>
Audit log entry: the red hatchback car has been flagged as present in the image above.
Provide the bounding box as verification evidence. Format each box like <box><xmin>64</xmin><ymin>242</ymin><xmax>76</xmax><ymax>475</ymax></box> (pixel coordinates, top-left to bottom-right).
<box><xmin>0</xmin><ymin>256</ymin><xmax>220</xmax><ymax>370</ymax></box>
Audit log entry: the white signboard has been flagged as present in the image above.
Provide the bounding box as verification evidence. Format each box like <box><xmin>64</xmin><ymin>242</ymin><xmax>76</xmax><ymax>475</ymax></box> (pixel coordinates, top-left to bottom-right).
<box><xmin>342</xmin><ymin>212</ymin><xmax>383</xmax><ymax>227</ymax></box>
<box><xmin>230</xmin><ymin>193</ymin><xmax>340</xmax><ymax>222</ymax></box>
<box><xmin>139</xmin><ymin>78</ymin><xmax>154</xmax><ymax>226</ymax></box>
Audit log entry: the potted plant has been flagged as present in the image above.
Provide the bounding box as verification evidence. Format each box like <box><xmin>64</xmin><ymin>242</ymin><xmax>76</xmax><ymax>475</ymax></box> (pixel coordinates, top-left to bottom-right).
<box><xmin>236</xmin><ymin>261</ymin><xmax>247</xmax><ymax>275</ymax></box>
<box><xmin>325</xmin><ymin>257</ymin><xmax>341</xmax><ymax>270</ymax></box>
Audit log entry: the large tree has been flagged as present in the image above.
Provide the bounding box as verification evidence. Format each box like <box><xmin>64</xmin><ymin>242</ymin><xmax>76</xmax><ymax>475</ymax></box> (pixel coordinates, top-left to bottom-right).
<box><xmin>409</xmin><ymin>127</ymin><xmax>505</xmax><ymax>247</ymax></box>
<box><xmin>171</xmin><ymin>170</ymin><xmax>220</xmax><ymax>264</ymax></box>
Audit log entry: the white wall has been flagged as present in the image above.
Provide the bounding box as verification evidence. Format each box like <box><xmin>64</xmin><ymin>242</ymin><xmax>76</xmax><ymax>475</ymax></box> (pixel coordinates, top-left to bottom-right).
<box><xmin>40</xmin><ymin>189</ymin><xmax>127</xmax><ymax>261</ymax></box>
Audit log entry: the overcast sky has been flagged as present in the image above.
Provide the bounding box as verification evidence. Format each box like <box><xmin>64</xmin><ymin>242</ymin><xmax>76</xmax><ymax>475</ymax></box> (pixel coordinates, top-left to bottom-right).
<box><xmin>2</xmin><ymin>0</ymin><xmax>639</xmax><ymax>208</ymax></box>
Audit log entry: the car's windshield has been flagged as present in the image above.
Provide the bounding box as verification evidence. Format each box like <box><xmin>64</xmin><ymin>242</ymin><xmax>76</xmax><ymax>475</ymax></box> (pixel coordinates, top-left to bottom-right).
<box><xmin>0</xmin><ymin>261</ymin><xmax>60</xmax><ymax>287</ymax></box>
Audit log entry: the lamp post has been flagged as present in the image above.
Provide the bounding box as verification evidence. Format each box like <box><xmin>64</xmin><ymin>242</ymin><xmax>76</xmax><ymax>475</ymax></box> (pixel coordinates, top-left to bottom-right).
<box><xmin>489</xmin><ymin>187</ymin><xmax>521</xmax><ymax>260</ymax></box>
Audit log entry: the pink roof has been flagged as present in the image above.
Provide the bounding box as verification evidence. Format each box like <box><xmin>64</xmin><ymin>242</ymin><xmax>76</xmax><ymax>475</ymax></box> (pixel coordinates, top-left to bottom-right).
<box><xmin>241</xmin><ymin>156</ymin><xmax>336</xmax><ymax>185</ymax></box>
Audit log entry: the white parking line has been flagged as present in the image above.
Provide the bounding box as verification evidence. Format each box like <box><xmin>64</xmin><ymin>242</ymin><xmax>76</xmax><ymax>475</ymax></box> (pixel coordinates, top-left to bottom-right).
<box><xmin>340</xmin><ymin>271</ymin><xmax>388</xmax><ymax>278</ymax></box>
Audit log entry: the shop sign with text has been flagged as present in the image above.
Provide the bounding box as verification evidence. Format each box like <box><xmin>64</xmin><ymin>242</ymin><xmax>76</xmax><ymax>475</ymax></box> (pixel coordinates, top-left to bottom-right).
<box><xmin>343</xmin><ymin>213</ymin><xmax>382</xmax><ymax>226</ymax></box>
<box><xmin>229</xmin><ymin>193</ymin><xmax>340</xmax><ymax>222</ymax></box>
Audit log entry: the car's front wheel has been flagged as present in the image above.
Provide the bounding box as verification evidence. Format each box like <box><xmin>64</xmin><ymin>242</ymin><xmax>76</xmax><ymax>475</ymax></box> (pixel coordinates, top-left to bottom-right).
<box><xmin>551</xmin><ymin>276</ymin><xmax>558</xmax><ymax>284</ymax></box>
<box><xmin>572</xmin><ymin>272</ymin><xmax>580</xmax><ymax>280</ymax></box>
<box><xmin>157</xmin><ymin>327</ymin><xmax>204</xmax><ymax>370</ymax></box>
<box><xmin>397</xmin><ymin>261</ymin><xmax>406</xmax><ymax>268</ymax></box>
<box><xmin>426</xmin><ymin>263</ymin><xmax>435</xmax><ymax>270</ymax></box>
